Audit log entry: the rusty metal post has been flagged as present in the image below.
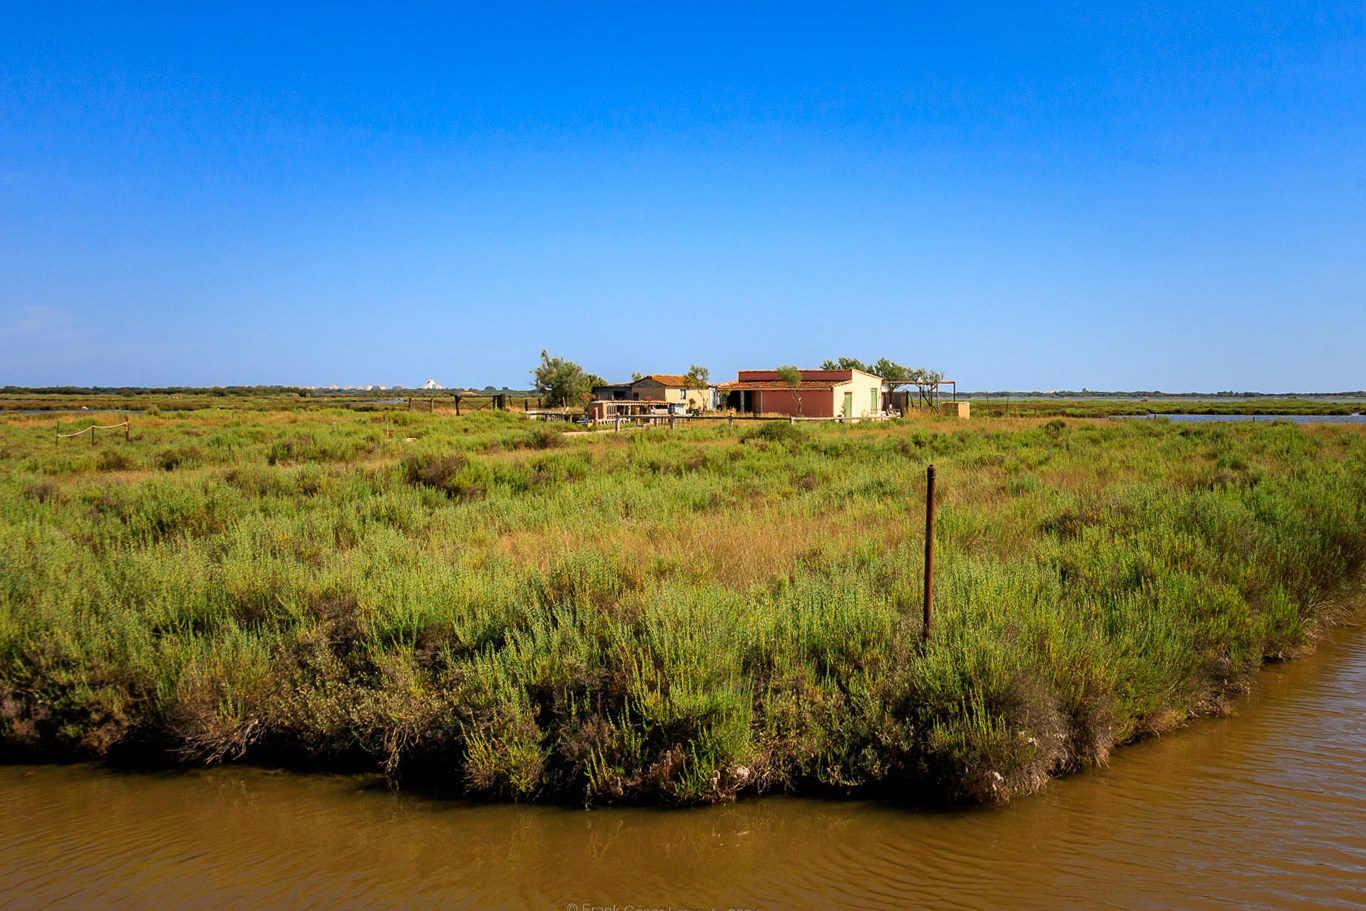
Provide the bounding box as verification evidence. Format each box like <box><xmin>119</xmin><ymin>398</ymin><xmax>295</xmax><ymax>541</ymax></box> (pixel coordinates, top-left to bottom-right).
<box><xmin>922</xmin><ymin>464</ymin><xmax>936</xmax><ymax>643</ymax></box>
<box><xmin>91</xmin><ymin>424</ymin><xmax>96</xmax><ymax>447</ymax></box>
<box><xmin>455</xmin><ymin>395</ymin><xmax>461</xmax><ymax>416</ymax></box>
<box><xmin>125</xmin><ymin>420</ymin><xmax>130</xmax><ymax>442</ymax></box>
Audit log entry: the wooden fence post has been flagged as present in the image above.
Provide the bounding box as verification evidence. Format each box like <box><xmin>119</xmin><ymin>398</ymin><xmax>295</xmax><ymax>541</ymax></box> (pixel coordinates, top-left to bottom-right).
<box><xmin>923</xmin><ymin>464</ymin><xmax>936</xmax><ymax>644</ymax></box>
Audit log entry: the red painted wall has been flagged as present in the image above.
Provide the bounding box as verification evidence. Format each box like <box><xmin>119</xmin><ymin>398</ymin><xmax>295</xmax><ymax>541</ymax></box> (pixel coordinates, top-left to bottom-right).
<box><xmin>758</xmin><ymin>388</ymin><xmax>836</xmax><ymax>417</ymax></box>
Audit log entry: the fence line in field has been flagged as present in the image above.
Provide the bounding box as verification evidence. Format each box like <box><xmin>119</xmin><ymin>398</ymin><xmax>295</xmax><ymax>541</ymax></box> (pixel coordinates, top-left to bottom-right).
<box><xmin>55</xmin><ymin>420</ymin><xmax>130</xmax><ymax>445</ymax></box>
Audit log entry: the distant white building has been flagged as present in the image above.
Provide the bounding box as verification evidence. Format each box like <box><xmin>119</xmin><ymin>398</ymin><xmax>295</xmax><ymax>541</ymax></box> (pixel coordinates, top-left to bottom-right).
<box><xmin>420</xmin><ymin>378</ymin><xmax>444</xmax><ymax>390</ymax></box>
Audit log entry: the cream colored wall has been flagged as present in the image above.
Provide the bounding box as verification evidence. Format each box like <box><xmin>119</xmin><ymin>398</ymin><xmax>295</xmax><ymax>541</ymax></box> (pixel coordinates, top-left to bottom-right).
<box><xmin>632</xmin><ymin>379</ymin><xmax>712</xmax><ymax>410</ymax></box>
<box><xmin>683</xmin><ymin>387</ymin><xmax>712</xmax><ymax>411</ymax></box>
<box><xmin>630</xmin><ymin>379</ymin><xmax>674</xmax><ymax>401</ymax></box>
<box><xmin>839</xmin><ymin>370</ymin><xmax>884</xmax><ymax>417</ymax></box>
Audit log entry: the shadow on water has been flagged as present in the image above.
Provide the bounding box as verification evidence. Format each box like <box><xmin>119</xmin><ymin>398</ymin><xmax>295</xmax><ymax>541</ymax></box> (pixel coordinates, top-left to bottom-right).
<box><xmin>2</xmin><ymin>616</ymin><xmax>1364</xmax><ymax>910</ymax></box>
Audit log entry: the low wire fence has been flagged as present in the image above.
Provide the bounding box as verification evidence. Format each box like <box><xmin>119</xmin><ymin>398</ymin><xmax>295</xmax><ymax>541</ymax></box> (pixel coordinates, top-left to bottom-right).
<box><xmin>55</xmin><ymin>420</ymin><xmax>130</xmax><ymax>445</ymax></box>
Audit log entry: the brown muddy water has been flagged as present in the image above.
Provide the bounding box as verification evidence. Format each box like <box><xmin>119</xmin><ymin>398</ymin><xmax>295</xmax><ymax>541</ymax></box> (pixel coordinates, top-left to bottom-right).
<box><xmin>3</xmin><ymin>620</ymin><xmax>1365</xmax><ymax>911</ymax></box>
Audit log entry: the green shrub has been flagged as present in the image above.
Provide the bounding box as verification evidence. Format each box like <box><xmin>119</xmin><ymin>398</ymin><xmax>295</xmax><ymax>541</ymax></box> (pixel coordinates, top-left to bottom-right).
<box><xmin>95</xmin><ymin>448</ymin><xmax>137</xmax><ymax>471</ymax></box>
<box><xmin>153</xmin><ymin>446</ymin><xmax>201</xmax><ymax>471</ymax></box>
<box><xmin>515</xmin><ymin>424</ymin><xmax>566</xmax><ymax>450</ymax></box>
<box><xmin>742</xmin><ymin>420</ymin><xmax>806</xmax><ymax>446</ymax></box>
<box><xmin>401</xmin><ymin>451</ymin><xmax>486</xmax><ymax>501</ymax></box>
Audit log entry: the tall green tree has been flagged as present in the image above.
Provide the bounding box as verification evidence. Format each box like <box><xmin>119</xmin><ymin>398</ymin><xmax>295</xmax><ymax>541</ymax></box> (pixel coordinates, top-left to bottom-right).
<box><xmin>684</xmin><ymin>364</ymin><xmax>710</xmax><ymax>389</ymax></box>
<box><xmin>776</xmin><ymin>364</ymin><xmax>804</xmax><ymax>416</ymax></box>
<box><xmin>683</xmin><ymin>364</ymin><xmax>711</xmax><ymax>414</ymax></box>
<box><xmin>820</xmin><ymin>356</ymin><xmax>871</xmax><ymax>372</ymax></box>
<box><xmin>872</xmin><ymin>357</ymin><xmax>912</xmax><ymax>384</ymax></box>
<box><xmin>532</xmin><ymin>350</ymin><xmax>593</xmax><ymax>407</ymax></box>
<box><xmin>818</xmin><ymin>356</ymin><xmax>944</xmax><ymax>388</ymax></box>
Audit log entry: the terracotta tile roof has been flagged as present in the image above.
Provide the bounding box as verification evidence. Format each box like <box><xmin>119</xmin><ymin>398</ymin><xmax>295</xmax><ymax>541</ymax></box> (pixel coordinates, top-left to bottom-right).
<box><xmin>716</xmin><ymin>380</ymin><xmax>844</xmax><ymax>391</ymax></box>
<box><xmin>637</xmin><ymin>374</ymin><xmax>691</xmax><ymax>387</ymax></box>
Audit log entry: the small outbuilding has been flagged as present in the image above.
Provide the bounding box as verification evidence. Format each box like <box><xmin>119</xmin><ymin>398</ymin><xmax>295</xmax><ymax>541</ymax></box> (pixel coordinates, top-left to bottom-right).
<box><xmin>717</xmin><ymin>369</ymin><xmax>884</xmax><ymax>418</ymax></box>
<box><xmin>940</xmin><ymin>401</ymin><xmax>971</xmax><ymax>419</ymax></box>
<box><xmin>591</xmin><ymin>374</ymin><xmax>714</xmax><ymax>412</ymax></box>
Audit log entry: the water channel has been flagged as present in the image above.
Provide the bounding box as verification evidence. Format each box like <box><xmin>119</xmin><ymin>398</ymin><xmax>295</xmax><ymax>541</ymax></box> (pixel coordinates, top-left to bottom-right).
<box><xmin>2</xmin><ymin>617</ymin><xmax>1364</xmax><ymax>910</ymax></box>
<box><xmin>1114</xmin><ymin>413</ymin><xmax>1366</xmax><ymax>424</ymax></box>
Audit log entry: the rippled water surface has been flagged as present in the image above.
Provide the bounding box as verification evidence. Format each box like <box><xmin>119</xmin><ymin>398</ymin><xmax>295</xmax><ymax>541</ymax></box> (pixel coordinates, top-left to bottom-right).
<box><xmin>3</xmin><ymin>619</ymin><xmax>1365</xmax><ymax>910</ymax></box>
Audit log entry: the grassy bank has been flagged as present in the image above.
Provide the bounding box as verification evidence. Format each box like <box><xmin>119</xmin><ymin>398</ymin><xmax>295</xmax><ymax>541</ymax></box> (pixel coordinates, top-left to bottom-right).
<box><xmin>2</xmin><ymin>406</ymin><xmax>1364</xmax><ymax>805</ymax></box>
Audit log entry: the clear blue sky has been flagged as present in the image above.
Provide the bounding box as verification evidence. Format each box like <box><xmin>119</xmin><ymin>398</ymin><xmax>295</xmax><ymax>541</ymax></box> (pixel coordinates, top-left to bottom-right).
<box><xmin>2</xmin><ymin>2</ymin><xmax>1363</xmax><ymax>391</ymax></box>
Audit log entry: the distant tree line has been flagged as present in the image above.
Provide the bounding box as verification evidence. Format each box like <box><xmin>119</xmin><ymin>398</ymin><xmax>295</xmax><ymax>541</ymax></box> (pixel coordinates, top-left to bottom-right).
<box><xmin>818</xmin><ymin>357</ymin><xmax>944</xmax><ymax>386</ymax></box>
<box><xmin>0</xmin><ymin>385</ymin><xmax>316</xmax><ymax>396</ymax></box>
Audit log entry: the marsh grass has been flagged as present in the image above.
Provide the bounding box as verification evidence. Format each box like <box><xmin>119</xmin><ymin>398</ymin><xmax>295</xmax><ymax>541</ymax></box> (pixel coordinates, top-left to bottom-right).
<box><xmin>1</xmin><ymin>405</ymin><xmax>1364</xmax><ymax>805</ymax></box>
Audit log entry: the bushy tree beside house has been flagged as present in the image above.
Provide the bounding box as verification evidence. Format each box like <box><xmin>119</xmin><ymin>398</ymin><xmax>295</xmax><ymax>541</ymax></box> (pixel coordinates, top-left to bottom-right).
<box><xmin>532</xmin><ymin>351</ymin><xmax>596</xmax><ymax>407</ymax></box>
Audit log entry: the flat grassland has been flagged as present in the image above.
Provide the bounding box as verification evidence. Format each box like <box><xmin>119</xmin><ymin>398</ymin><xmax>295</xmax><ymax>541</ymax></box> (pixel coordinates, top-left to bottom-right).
<box><xmin>2</xmin><ymin>402</ymin><xmax>1364</xmax><ymax>804</ymax></box>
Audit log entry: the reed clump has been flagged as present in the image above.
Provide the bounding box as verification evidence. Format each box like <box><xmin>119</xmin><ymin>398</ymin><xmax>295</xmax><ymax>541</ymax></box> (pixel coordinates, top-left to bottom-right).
<box><xmin>1</xmin><ymin>405</ymin><xmax>1364</xmax><ymax>805</ymax></box>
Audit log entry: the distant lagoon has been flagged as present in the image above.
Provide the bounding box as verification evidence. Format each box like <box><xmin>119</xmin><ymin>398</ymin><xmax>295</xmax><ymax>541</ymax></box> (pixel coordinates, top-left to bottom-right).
<box><xmin>1113</xmin><ymin>413</ymin><xmax>1366</xmax><ymax>424</ymax></box>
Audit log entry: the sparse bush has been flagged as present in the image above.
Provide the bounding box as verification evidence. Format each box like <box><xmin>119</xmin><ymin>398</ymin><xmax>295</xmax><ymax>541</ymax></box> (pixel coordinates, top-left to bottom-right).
<box><xmin>153</xmin><ymin>446</ymin><xmax>200</xmax><ymax>471</ymax></box>
<box><xmin>224</xmin><ymin>466</ymin><xmax>294</xmax><ymax>497</ymax></box>
<box><xmin>266</xmin><ymin>439</ymin><xmax>294</xmax><ymax>465</ymax></box>
<box><xmin>514</xmin><ymin>424</ymin><xmax>565</xmax><ymax>450</ymax></box>
<box><xmin>742</xmin><ymin>420</ymin><xmax>806</xmax><ymax>446</ymax></box>
<box><xmin>95</xmin><ymin>448</ymin><xmax>136</xmax><ymax>471</ymax></box>
<box><xmin>401</xmin><ymin>451</ymin><xmax>486</xmax><ymax>501</ymax></box>
<box><xmin>23</xmin><ymin>479</ymin><xmax>61</xmax><ymax>503</ymax></box>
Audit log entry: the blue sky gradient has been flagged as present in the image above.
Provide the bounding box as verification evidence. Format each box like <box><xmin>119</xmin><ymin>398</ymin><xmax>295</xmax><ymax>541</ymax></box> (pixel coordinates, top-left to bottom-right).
<box><xmin>3</xmin><ymin>2</ymin><xmax>1364</xmax><ymax>390</ymax></box>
